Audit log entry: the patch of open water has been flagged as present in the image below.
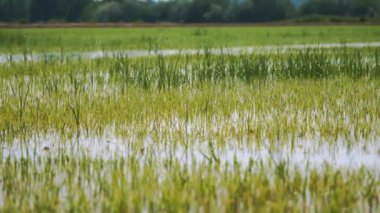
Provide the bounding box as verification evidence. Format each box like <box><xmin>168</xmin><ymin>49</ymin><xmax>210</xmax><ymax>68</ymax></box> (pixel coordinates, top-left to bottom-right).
<box><xmin>1</xmin><ymin>42</ymin><xmax>380</xmax><ymax>64</ymax></box>
<box><xmin>2</xmin><ymin>133</ymin><xmax>379</xmax><ymax>173</ymax></box>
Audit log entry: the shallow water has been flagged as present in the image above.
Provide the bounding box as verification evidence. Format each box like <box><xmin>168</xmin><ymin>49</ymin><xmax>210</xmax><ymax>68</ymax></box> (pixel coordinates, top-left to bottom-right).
<box><xmin>2</xmin><ymin>132</ymin><xmax>379</xmax><ymax>173</ymax></box>
<box><xmin>1</xmin><ymin>42</ymin><xmax>380</xmax><ymax>64</ymax></box>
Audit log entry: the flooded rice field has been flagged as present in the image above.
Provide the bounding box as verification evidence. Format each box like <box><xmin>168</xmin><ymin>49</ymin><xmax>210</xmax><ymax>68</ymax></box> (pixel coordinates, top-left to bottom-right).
<box><xmin>1</xmin><ymin>47</ymin><xmax>380</xmax><ymax>211</ymax></box>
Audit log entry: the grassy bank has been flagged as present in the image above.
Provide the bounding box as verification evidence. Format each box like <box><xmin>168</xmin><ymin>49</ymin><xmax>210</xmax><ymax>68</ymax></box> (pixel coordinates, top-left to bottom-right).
<box><xmin>0</xmin><ymin>26</ymin><xmax>380</xmax><ymax>53</ymax></box>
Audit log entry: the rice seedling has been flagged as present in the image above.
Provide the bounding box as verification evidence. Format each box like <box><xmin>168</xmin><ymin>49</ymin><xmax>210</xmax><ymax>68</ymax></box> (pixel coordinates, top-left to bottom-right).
<box><xmin>0</xmin><ymin>46</ymin><xmax>379</xmax><ymax>212</ymax></box>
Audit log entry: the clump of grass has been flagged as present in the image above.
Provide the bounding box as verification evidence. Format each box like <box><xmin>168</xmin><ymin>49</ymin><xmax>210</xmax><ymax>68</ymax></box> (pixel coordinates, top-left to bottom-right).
<box><xmin>1</xmin><ymin>47</ymin><xmax>380</xmax><ymax>212</ymax></box>
<box><xmin>0</xmin><ymin>48</ymin><xmax>380</xmax><ymax>141</ymax></box>
<box><xmin>1</xmin><ymin>155</ymin><xmax>378</xmax><ymax>212</ymax></box>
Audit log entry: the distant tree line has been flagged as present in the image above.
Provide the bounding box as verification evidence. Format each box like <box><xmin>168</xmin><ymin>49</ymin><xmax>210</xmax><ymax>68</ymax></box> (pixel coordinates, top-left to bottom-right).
<box><xmin>0</xmin><ymin>0</ymin><xmax>379</xmax><ymax>23</ymax></box>
<box><xmin>300</xmin><ymin>0</ymin><xmax>379</xmax><ymax>18</ymax></box>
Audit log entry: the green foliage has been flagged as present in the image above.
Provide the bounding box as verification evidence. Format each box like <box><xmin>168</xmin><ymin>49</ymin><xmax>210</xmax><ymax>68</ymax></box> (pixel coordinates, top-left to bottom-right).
<box><xmin>93</xmin><ymin>1</ymin><xmax>122</xmax><ymax>22</ymax></box>
<box><xmin>2</xmin><ymin>0</ymin><xmax>379</xmax><ymax>23</ymax></box>
<box><xmin>1</xmin><ymin>26</ymin><xmax>380</xmax><ymax>53</ymax></box>
<box><xmin>300</xmin><ymin>0</ymin><xmax>380</xmax><ymax>17</ymax></box>
<box><xmin>0</xmin><ymin>39</ymin><xmax>380</xmax><ymax>212</ymax></box>
<box><xmin>30</xmin><ymin>0</ymin><xmax>57</xmax><ymax>22</ymax></box>
<box><xmin>1</xmin><ymin>47</ymin><xmax>380</xmax><ymax>140</ymax></box>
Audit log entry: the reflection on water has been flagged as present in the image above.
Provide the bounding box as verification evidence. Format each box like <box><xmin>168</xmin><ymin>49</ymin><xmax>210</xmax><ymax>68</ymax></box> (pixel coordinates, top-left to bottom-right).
<box><xmin>1</xmin><ymin>42</ymin><xmax>380</xmax><ymax>64</ymax></box>
<box><xmin>2</xmin><ymin>132</ymin><xmax>380</xmax><ymax>173</ymax></box>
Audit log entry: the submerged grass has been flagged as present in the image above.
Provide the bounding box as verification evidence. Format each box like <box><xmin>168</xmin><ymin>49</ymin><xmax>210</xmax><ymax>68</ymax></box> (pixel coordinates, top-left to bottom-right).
<box><xmin>0</xmin><ymin>47</ymin><xmax>379</xmax><ymax>212</ymax></box>
<box><xmin>1</xmin><ymin>156</ymin><xmax>378</xmax><ymax>212</ymax></box>
<box><xmin>1</xmin><ymin>48</ymin><xmax>380</xmax><ymax>141</ymax></box>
